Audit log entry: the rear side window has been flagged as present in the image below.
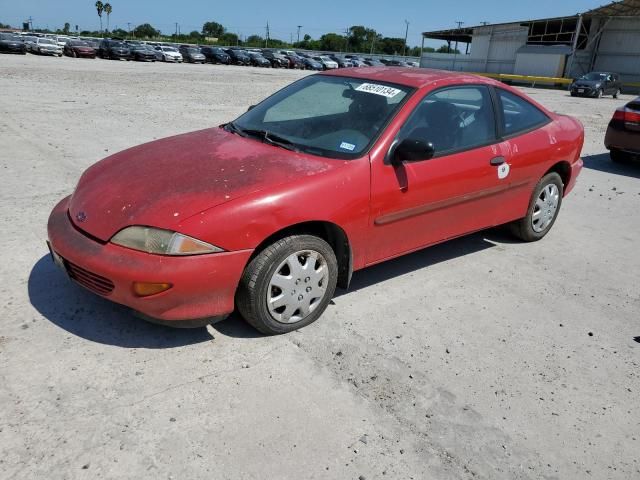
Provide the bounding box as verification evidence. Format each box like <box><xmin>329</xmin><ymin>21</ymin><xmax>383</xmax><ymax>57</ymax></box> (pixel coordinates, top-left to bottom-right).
<box><xmin>497</xmin><ymin>89</ymin><xmax>549</xmax><ymax>137</ymax></box>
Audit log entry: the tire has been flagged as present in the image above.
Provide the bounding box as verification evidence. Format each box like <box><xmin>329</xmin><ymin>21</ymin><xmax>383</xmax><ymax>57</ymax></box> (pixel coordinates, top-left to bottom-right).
<box><xmin>236</xmin><ymin>235</ymin><xmax>338</xmax><ymax>335</ymax></box>
<box><xmin>610</xmin><ymin>149</ymin><xmax>630</xmax><ymax>163</ymax></box>
<box><xmin>597</xmin><ymin>89</ymin><xmax>603</xmax><ymax>99</ymax></box>
<box><xmin>613</xmin><ymin>89</ymin><xmax>620</xmax><ymax>99</ymax></box>
<box><xmin>510</xmin><ymin>172</ymin><xmax>563</xmax><ymax>242</ymax></box>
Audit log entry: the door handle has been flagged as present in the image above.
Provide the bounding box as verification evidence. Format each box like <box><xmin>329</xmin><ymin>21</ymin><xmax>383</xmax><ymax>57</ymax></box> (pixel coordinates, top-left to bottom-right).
<box><xmin>490</xmin><ymin>156</ymin><xmax>506</xmax><ymax>166</ymax></box>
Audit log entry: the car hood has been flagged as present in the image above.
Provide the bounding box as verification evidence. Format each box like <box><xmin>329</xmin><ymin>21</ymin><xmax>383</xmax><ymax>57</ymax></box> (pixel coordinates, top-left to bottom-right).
<box><xmin>68</xmin><ymin>127</ymin><xmax>345</xmax><ymax>241</ymax></box>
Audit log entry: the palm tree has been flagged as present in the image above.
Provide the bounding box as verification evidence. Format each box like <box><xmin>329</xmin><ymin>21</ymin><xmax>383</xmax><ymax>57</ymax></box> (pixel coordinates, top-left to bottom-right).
<box><xmin>95</xmin><ymin>1</ymin><xmax>104</xmax><ymax>33</ymax></box>
<box><xmin>104</xmin><ymin>3</ymin><xmax>112</xmax><ymax>32</ymax></box>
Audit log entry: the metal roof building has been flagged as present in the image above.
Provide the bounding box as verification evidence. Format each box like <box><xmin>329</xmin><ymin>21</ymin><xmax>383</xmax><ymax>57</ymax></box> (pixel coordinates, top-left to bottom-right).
<box><xmin>420</xmin><ymin>0</ymin><xmax>640</xmax><ymax>88</ymax></box>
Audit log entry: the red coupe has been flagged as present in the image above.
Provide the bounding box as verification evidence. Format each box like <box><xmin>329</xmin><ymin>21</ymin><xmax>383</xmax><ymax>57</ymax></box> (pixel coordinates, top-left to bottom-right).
<box><xmin>47</xmin><ymin>68</ymin><xmax>584</xmax><ymax>334</ymax></box>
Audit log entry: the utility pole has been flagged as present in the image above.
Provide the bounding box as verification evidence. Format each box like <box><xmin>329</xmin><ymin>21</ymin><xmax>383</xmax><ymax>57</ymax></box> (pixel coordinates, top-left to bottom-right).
<box><xmin>297</xmin><ymin>25</ymin><xmax>302</xmax><ymax>43</ymax></box>
<box><xmin>175</xmin><ymin>22</ymin><xmax>178</xmax><ymax>37</ymax></box>
<box><xmin>402</xmin><ymin>20</ymin><xmax>409</xmax><ymax>57</ymax></box>
<box><xmin>343</xmin><ymin>27</ymin><xmax>350</xmax><ymax>53</ymax></box>
<box><xmin>265</xmin><ymin>21</ymin><xmax>270</xmax><ymax>48</ymax></box>
<box><xmin>127</xmin><ymin>22</ymin><xmax>131</xmax><ymax>39</ymax></box>
<box><xmin>453</xmin><ymin>21</ymin><xmax>463</xmax><ymax>57</ymax></box>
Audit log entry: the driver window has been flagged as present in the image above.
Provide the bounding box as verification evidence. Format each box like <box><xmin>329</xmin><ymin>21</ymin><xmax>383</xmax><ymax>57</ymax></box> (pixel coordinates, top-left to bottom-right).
<box><xmin>398</xmin><ymin>86</ymin><xmax>496</xmax><ymax>156</ymax></box>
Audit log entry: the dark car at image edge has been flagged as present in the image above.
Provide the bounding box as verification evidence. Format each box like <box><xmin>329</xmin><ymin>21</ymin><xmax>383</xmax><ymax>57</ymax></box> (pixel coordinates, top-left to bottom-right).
<box><xmin>0</xmin><ymin>33</ymin><xmax>27</xmax><ymax>54</ymax></box>
<box><xmin>605</xmin><ymin>97</ymin><xmax>640</xmax><ymax>163</ymax></box>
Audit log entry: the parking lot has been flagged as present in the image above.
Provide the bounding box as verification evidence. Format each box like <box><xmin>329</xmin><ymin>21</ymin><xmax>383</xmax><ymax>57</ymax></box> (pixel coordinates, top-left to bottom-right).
<box><xmin>0</xmin><ymin>54</ymin><xmax>638</xmax><ymax>479</ymax></box>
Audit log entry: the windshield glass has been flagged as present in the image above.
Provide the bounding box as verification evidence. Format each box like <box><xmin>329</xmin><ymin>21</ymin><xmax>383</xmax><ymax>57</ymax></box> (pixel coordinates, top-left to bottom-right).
<box><xmin>231</xmin><ymin>75</ymin><xmax>412</xmax><ymax>159</ymax></box>
<box><xmin>69</xmin><ymin>40</ymin><xmax>89</xmax><ymax>46</ymax></box>
<box><xmin>110</xmin><ymin>41</ymin><xmax>126</xmax><ymax>47</ymax></box>
<box><xmin>185</xmin><ymin>47</ymin><xmax>199</xmax><ymax>53</ymax></box>
<box><xmin>580</xmin><ymin>72</ymin><xmax>608</xmax><ymax>81</ymax></box>
<box><xmin>163</xmin><ymin>47</ymin><xmax>177</xmax><ymax>52</ymax></box>
<box><xmin>40</xmin><ymin>39</ymin><xmax>55</xmax><ymax>45</ymax></box>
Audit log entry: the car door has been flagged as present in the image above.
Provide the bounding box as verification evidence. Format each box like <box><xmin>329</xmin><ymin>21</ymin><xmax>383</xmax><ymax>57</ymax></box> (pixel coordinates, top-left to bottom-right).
<box><xmin>367</xmin><ymin>85</ymin><xmax>508</xmax><ymax>265</ymax></box>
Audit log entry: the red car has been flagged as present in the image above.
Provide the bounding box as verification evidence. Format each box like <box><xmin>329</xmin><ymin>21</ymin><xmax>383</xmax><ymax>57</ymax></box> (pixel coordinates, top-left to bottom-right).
<box><xmin>605</xmin><ymin>96</ymin><xmax>640</xmax><ymax>162</ymax></box>
<box><xmin>47</xmin><ymin>68</ymin><xmax>584</xmax><ymax>334</ymax></box>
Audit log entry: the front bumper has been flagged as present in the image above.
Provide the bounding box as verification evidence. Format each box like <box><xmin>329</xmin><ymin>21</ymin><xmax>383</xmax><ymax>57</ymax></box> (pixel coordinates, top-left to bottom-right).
<box><xmin>47</xmin><ymin>196</ymin><xmax>253</xmax><ymax>322</ymax></box>
<box><xmin>570</xmin><ymin>86</ymin><xmax>599</xmax><ymax>97</ymax></box>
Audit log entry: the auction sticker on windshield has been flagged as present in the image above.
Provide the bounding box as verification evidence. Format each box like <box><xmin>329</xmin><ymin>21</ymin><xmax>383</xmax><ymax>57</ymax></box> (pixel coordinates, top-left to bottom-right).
<box><xmin>355</xmin><ymin>83</ymin><xmax>402</xmax><ymax>98</ymax></box>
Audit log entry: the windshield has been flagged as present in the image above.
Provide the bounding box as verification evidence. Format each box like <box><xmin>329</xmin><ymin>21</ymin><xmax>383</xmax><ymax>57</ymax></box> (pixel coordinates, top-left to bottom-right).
<box><xmin>110</xmin><ymin>41</ymin><xmax>126</xmax><ymax>48</ymax></box>
<box><xmin>580</xmin><ymin>72</ymin><xmax>608</xmax><ymax>81</ymax></box>
<box><xmin>185</xmin><ymin>47</ymin><xmax>199</xmax><ymax>53</ymax></box>
<box><xmin>230</xmin><ymin>75</ymin><xmax>412</xmax><ymax>159</ymax></box>
<box><xmin>163</xmin><ymin>47</ymin><xmax>177</xmax><ymax>52</ymax></box>
<box><xmin>69</xmin><ymin>40</ymin><xmax>89</xmax><ymax>46</ymax></box>
<box><xmin>39</xmin><ymin>39</ymin><xmax>54</xmax><ymax>45</ymax></box>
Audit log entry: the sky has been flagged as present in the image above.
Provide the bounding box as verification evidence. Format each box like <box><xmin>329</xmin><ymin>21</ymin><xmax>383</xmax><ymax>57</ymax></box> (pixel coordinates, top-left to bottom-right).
<box><xmin>0</xmin><ymin>0</ymin><xmax>608</xmax><ymax>47</ymax></box>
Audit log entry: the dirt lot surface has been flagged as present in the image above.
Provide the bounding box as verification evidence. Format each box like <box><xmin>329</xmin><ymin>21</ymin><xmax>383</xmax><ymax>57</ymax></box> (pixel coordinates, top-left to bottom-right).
<box><xmin>1</xmin><ymin>55</ymin><xmax>638</xmax><ymax>480</ymax></box>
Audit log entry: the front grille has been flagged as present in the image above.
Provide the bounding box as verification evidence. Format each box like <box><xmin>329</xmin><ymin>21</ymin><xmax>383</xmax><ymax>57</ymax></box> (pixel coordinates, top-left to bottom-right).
<box><xmin>65</xmin><ymin>260</ymin><xmax>115</xmax><ymax>296</ymax></box>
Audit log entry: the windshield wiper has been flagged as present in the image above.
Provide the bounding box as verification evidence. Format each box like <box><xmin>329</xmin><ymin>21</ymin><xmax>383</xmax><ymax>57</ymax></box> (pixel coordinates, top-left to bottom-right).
<box><xmin>223</xmin><ymin>121</ymin><xmax>247</xmax><ymax>137</ymax></box>
<box><xmin>237</xmin><ymin>128</ymin><xmax>301</xmax><ymax>152</ymax></box>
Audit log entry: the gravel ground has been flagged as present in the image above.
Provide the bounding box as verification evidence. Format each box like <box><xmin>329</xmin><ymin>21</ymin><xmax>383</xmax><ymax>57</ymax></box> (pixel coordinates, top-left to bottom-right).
<box><xmin>0</xmin><ymin>54</ymin><xmax>638</xmax><ymax>480</ymax></box>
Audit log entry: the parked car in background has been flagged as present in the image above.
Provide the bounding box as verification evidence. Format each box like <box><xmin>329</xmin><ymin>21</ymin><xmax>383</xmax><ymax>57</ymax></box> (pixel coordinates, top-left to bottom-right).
<box><xmin>200</xmin><ymin>46</ymin><xmax>230</xmax><ymax>64</ymax></box>
<box><xmin>364</xmin><ymin>58</ymin><xmax>385</xmax><ymax>67</ymax></box>
<box><xmin>98</xmin><ymin>40</ymin><xmax>131</xmax><ymax>60</ymax></box>
<box><xmin>247</xmin><ymin>51</ymin><xmax>271</xmax><ymax>67</ymax></box>
<box><xmin>0</xmin><ymin>33</ymin><xmax>27</xmax><ymax>54</ymax></box>
<box><xmin>300</xmin><ymin>57</ymin><xmax>323</xmax><ymax>70</ymax></box>
<box><xmin>225</xmin><ymin>48</ymin><xmax>251</xmax><ymax>65</ymax></box>
<box><xmin>47</xmin><ymin>69</ymin><xmax>584</xmax><ymax>334</ymax></box>
<box><xmin>605</xmin><ymin>96</ymin><xmax>640</xmax><ymax>163</ymax></box>
<box><xmin>32</xmin><ymin>37</ymin><xmax>63</xmax><ymax>56</ymax></box>
<box><xmin>21</xmin><ymin>35</ymin><xmax>38</xmax><ymax>52</ymax></box>
<box><xmin>179</xmin><ymin>45</ymin><xmax>206</xmax><ymax>63</ymax></box>
<box><xmin>312</xmin><ymin>55</ymin><xmax>339</xmax><ymax>70</ymax></box>
<box><xmin>63</xmin><ymin>40</ymin><xmax>96</xmax><ymax>58</ymax></box>
<box><xmin>129</xmin><ymin>44</ymin><xmax>157</xmax><ymax>62</ymax></box>
<box><xmin>154</xmin><ymin>45</ymin><xmax>183</xmax><ymax>63</ymax></box>
<box><xmin>385</xmin><ymin>59</ymin><xmax>409</xmax><ymax>67</ymax></box>
<box><xmin>328</xmin><ymin>55</ymin><xmax>352</xmax><ymax>68</ymax></box>
<box><xmin>570</xmin><ymin>72</ymin><xmax>622</xmax><ymax>98</ymax></box>
<box><xmin>406</xmin><ymin>61</ymin><xmax>419</xmax><ymax>68</ymax></box>
<box><xmin>84</xmin><ymin>38</ymin><xmax>101</xmax><ymax>51</ymax></box>
<box><xmin>261</xmin><ymin>50</ymin><xmax>288</xmax><ymax>68</ymax></box>
<box><xmin>285</xmin><ymin>54</ymin><xmax>305</xmax><ymax>69</ymax></box>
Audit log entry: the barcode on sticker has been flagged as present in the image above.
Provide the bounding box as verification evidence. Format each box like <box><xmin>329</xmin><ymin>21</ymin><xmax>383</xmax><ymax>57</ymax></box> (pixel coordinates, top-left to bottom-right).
<box><xmin>355</xmin><ymin>83</ymin><xmax>402</xmax><ymax>98</ymax></box>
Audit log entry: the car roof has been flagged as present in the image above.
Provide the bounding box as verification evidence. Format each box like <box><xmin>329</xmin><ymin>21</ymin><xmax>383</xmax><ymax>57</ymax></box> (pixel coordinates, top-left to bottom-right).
<box><xmin>322</xmin><ymin>67</ymin><xmax>502</xmax><ymax>89</ymax></box>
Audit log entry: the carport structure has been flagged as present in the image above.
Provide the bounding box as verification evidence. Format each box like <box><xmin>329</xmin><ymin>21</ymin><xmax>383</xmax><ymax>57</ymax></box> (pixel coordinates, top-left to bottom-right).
<box><xmin>419</xmin><ymin>0</ymin><xmax>640</xmax><ymax>89</ymax></box>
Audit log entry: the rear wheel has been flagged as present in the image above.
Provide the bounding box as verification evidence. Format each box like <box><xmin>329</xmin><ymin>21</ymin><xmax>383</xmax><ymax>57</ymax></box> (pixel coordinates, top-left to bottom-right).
<box><xmin>236</xmin><ymin>235</ymin><xmax>338</xmax><ymax>335</ymax></box>
<box><xmin>610</xmin><ymin>149</ymin><xmax>631</xmax><ymax>163</ymax></box>
<box><xmin>613</xmin><ymin>89</ymin><xmax>620</xmax><ymax>99</ymax></box>
<box><xmin>510</xmin><ymin>172</ymin><xmax>563</xmax><ymax>242</ymax></box>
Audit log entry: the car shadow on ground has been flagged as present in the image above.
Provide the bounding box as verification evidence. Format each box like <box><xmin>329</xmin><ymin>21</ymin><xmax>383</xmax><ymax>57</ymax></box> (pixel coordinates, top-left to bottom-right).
<box><xmin>582</xmin><ymin>153</ymin><xmax>640</xmax><ymax>179</ymax></box>
<box><xmin>213</xmin><ymin>230</ymin><xmax>505</xmax><ymax>338</ymax></box>
<box><xmin>28</xmin><ymin>255</ymin><xmax>214</xmax><ymax>348</ymax></box>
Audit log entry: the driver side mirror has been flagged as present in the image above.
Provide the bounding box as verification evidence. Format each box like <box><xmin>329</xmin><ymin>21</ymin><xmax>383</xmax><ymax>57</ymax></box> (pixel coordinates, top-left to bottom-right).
<box><xmin>391</xmin><ymin>138</ymin><xmax>435</xmax><ymax>165</ymax></box>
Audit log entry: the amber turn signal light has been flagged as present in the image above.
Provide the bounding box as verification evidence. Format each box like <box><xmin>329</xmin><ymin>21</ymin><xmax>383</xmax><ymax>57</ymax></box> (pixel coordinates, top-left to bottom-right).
<box><xmin>133</xmin><ymin>282</ymin><xmax>172</xmax><ymax>297</ymax></box>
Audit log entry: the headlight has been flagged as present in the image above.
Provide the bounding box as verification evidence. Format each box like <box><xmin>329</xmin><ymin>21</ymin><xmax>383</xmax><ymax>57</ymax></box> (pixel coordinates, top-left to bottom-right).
<box><xmin>111</xmin><ymin>226</ymin><xmax>223</xmax><ymax>256</ymax></box>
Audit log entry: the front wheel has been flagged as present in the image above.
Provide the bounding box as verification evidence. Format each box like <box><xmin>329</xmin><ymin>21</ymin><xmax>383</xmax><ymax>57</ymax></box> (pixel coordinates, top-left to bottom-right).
<box><xmin>597</xmin><ymin>89</ymin><xmax>603</xmax><ymax>99</ymax></box>
<box><xmin>613</xmin><ymin>89</ymin><xmax>620</xmax><ymax>99</ymax></box>
<box><xmin>510</xmin><ymin>172</ymin><xmax>563</xmax><ymax>242</ymax></box>
<box><xmin>236</xmin><ymin>235</ymin><xmax>338</xmax><ymax>335</ymax></box>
